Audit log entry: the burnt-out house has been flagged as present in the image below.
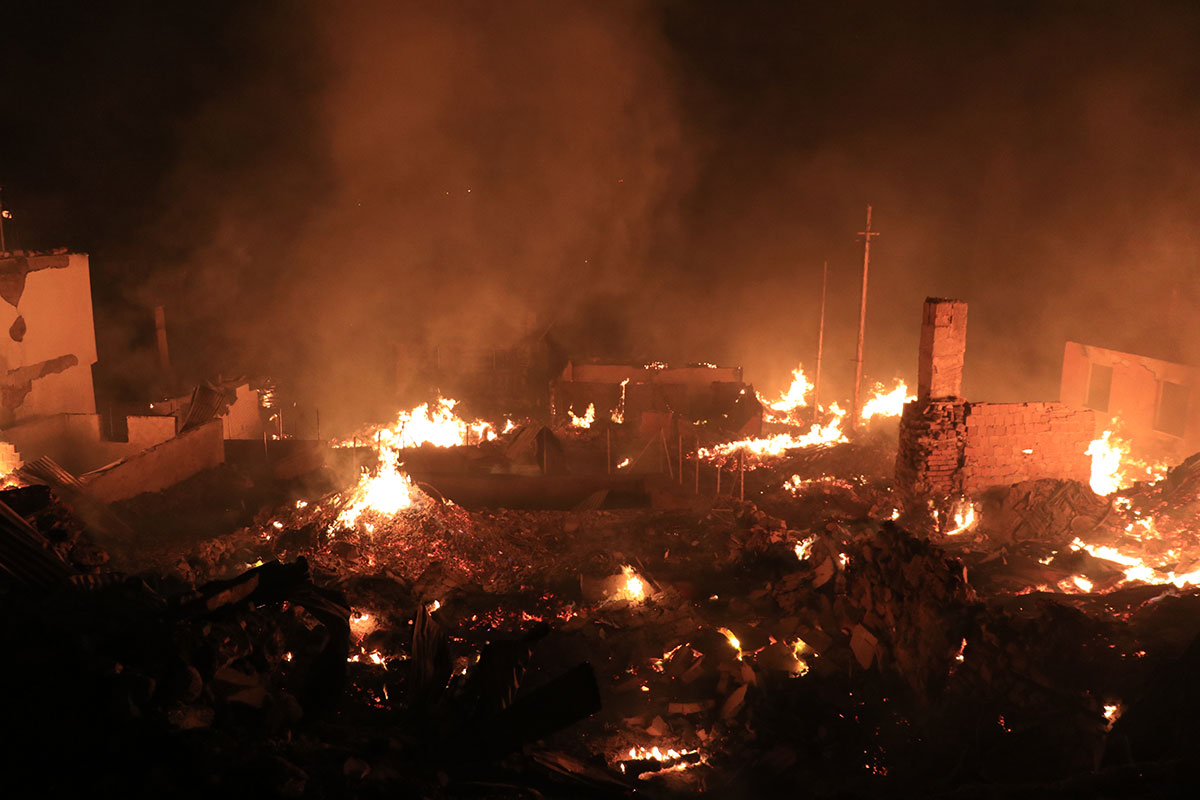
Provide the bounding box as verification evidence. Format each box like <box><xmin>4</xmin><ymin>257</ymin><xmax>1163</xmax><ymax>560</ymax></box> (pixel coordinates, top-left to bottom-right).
<box><xmin>896</xmin><ymin>298</ymin><xmax>1095</xmax><ymax>497</ymax></box>
<box><xmin>1060</xmin><ymin>341</ymin><xmax>1199</xmax><ymax>459</ymax></box>
<box><xmin>550</xmin><ymin>360</ymin><xmax>763</xmax><ymax>437</ymax></box>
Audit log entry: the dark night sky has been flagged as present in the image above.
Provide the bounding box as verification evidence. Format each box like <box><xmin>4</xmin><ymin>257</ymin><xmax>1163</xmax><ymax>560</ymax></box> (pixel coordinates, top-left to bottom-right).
<box><xmin>3</xmin><ymin>1</ymin><xmax>1200</xmax><ymax>430</ymax></box>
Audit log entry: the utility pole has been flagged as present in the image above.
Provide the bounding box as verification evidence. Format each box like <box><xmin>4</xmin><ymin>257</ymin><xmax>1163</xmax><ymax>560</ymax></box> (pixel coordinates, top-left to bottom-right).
<box><xmin>812</xmin><ymin>261</ymin><xmax>828</xmax><ymax>425</ymax></box>
<box><xmin>0</xmin><ymin>187</ymin><xmax>8</xmax><ymax>253</ymax></box>
<box><xmin>851</xmin><ymin>205</ymin><xmax>880</xmax><ymax>431</ymax></box>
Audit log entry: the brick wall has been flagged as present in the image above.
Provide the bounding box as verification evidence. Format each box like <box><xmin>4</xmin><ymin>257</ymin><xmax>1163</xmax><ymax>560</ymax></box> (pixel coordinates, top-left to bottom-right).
<box><xmin>897</xmin><ymin>400</ymin><xmax>1095</xmax><ymax>496</ymax></box>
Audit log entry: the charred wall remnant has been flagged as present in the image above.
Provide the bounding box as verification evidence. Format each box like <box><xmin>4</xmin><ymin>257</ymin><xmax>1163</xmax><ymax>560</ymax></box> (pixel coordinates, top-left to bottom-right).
<box><xmin>1061</xmin><ymin>340</ymin><xmax>1200</xmax><ymax>457</ymax></box>
<box><xmin>551</xmin><ymin>361</ymin><xmax>761</xmax><ymax>436</ymax></box>
<box><xmin>898</xmin><ymin>298</ymin><xmax>1095</xmax><ymax>497</ymax></box>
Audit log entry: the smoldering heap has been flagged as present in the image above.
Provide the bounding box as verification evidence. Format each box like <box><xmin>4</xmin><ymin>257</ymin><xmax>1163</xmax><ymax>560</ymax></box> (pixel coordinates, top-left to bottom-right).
<box><xmin>6</xmin><ymin>373</ymin><xmax>1200</xmax><ymax>798</ymax></box>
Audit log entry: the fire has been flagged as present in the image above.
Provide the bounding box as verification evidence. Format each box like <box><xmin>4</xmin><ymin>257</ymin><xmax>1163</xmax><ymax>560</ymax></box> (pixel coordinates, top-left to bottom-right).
<box><xmin>1087</xmin><ymin>429</ymin><xmax>1172</xmax><ymax>496</ymax></box>
<box><xmin>611</xmin><ymin>378</ymin><xmax>630</xmax><ymax>424</ymax></box>
<box><xmin>569</xmin><ymin>403</ymin><xmax>596</xmax><ymax>429</ymax></box>
<box><xmin>1069</xmin><ymin>535</ymin><xmax>1200</xmax><ymax>588</ymax></box>
<box><xmin>792</xmin><ymin>638</ymin><xmax>811</xmax><ymax>675</ymax></box>
<box><xmin>717</xmin><ymin>627</ymin><xmax>742</xmax><ymax>659</ymax></box>
<box><xmin>334</xmin><ymin>432</ymin><xmax>423</xmax><ymax>530</ymax></box>
<box><xmin>1087</xmin><ymin>431</ymin><xmax>1125</xmax><ymax>496</ymax></box>
<box><xmin>700</xmin><ymin>403</ymin><xmax>848</xmax><ymax>462</ymax></box>
<box><xmin>860</xmin><ymin>380</ymin><xmax>914</xmax><ymax>421</ymax></box>
<box><xmin>941</xmin><ymin>498</ymin><xmax>978</xmax><ymax>536</ymax></box>
<box><xmin>339</xmin><ymin>395</ymin><xmax>507</xmax><ymax>451</ymax></box>
<box><xmin>618</xmin><ymin>745</ymin><xmax>703</xmax><ymax>777</ymax></box>
<box><xmin>616</xmin><ymin>565</ymin><xmax>646</xmax><ymax>603</ymax></box>
<box><xmin>758</xmin><ymin>366</ymin><xmax>812</xmax><ymax>423</ymax></box>
<box><xmin>349</xmin><ymin>610</ymin><xmax>377</xmax><ymax>640</ymax></box>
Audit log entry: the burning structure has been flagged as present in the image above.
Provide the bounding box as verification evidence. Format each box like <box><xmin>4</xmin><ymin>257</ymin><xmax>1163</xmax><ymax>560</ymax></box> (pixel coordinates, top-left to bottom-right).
<box><xmin>897</xmin><ymin>298</ymin><xmax>1096</xmax><ymax>497</ymax></box>
<box><xmin>11</xmin><ymin>3</ymin><xmax>1200</xmax><ymax>797</ymax></box>
<box><xmin>1061</xmin><ymin>340</ymin><xmax>1198</xmax><ymax>459</ymax></box>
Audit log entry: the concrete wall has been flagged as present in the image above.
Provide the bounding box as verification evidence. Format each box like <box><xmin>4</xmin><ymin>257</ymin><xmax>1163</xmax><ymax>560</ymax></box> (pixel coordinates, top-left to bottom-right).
<box><xmin>0</xmin><ymin>253</ymin><xmax>97</xmax><ymax>422</ymax></box>
<box><xmin>1060</xmin><ymin>341</ymin><xmax>1200</xmax><ymax>456</ymax></box>
<box><xmin>222</xmin><ymin>383</ymin><xmax>262</xmax><ymax>439</ymax></box>
<box><xmin>82</xmin><ymin>419</ymin><xmax>225</xmax><ymax>503</ymax></box>
<box><xmin>127</xmin><ymin>415</ymin><xmax>177</xmax><ymax>450</ymax></box>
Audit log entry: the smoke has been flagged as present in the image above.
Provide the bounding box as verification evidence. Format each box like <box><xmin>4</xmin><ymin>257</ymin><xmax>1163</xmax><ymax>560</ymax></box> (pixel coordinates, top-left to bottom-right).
<box><xmin>143</xmin><ymin>0</ymin><xmax>696</xmax><ymax>431</ymax></box>
<box><xmin>11</xmin><ymin>2</ymin><xmax>1200</xmax><ymax>427</ymax></box>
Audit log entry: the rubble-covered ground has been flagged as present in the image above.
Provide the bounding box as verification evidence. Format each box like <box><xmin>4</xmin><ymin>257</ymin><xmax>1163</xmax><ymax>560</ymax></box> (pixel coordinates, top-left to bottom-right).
<box><xmin>7</xmin><ymin>428</ymin><xmax>1200</xmax><ymax>798</ymax></box>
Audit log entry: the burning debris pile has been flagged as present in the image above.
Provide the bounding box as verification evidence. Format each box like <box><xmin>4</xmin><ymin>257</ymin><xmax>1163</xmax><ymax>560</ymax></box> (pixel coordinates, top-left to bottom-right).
<box><xmin>8</xmin><ymin>371</ymin><xmax>1200</xmax><ymax>797</ymax></box>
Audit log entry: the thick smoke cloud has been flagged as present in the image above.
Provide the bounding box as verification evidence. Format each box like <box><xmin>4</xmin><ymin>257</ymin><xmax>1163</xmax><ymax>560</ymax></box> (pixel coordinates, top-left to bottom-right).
<box><xmin>6</xmin><ymin>2</ymin><xmax>1200</xmax><ymax>430</ymax></box>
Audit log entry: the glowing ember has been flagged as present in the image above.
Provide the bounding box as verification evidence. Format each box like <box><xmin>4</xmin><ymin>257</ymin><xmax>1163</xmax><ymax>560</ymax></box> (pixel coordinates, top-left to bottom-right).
<box><xmin>783</xmin><ymin>474</ymin><xmax>856</xmax><ymax>494</ymax></box>
<box><xmin>349</xmin><ymin>611</ymin><xmax>377</xmax><ymax>640</ymax></box>
<box><xmin>718</xmin><ymin>627</ymin><xmax>742</xmax><ymax>659</ymax></box>
<box><xmin>1103</xmin><ymin>703</ymin><xmax>1122</xmax><ymax>727</ymax></box>
<box><xmin>794</xmin><ymin>535</ymin><xmax>816</xmax><ymax>560</ymax></box>
<box><xmin>792</xmin><ymin>638</ymin><xmax>811</xmax><ymax>675</ymax></box>
<box><xmin>568</xmin><ymin>403</ymin><xmax>596</xmax><ymax>429</ymax></box>
<box><xmin>944</xmin><ymin>498</ymin><xmax>978</xmax><ymax>536</ymax></box>
<box><xmin>860</xmin><ymin>380</ymin><xmax>914</xmax><ymax>421</ymax></box>
<box><xmin>619</xmin><ymin>745</ymin><xmax>703</xmax><ymax>777</ymax></box>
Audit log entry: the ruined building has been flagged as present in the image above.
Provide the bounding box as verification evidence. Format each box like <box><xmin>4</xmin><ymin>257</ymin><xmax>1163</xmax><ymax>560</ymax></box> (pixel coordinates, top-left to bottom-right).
<box><xmin>1060</xmin><ymin>341</ymin><xmax>1198</xmax><ymax>458</ymax></box>
<box><xmin>896</xmin><ymin>298</ymin><xmax>1095</xmax><ymax>496</ymax></box>
<box><xmin>0</xmin><ymin>251</ymin><xmax>226</xmax><ymax>498</ymax></box>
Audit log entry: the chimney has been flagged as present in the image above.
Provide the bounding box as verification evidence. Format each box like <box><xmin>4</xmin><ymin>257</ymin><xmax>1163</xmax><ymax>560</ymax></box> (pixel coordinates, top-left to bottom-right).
<box><xmin>917</xmin><ymin>298</ymin><xmax>968</xmax><ymax>403</ymax></box>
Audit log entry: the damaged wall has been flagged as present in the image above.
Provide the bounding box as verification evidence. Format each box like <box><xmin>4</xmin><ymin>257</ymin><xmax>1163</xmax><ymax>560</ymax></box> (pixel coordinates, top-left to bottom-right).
<box><xmin>1060</xmin><ymin>341</ymin><xmax>1199</xmax><ymax>457</ymax></box>
<box><xmin>82</xmin><ymin>419</ymin><xmax>225</xmax><ymax>503</ymax></box>
<box><xmin>551</xmin><ymin>361</ymin><xmax>760</xmax><ymax>435</ymax></box>
<box><xmin>0</xmin><ymin>252</ymin><xmax>97</xmax><ymax>425</ymax></box>
<box><xmin>897</xmin><ymin>298</ymin><xmax>1095</xmax><ymax>497</ymax></box>
<box><xmin>898</xmin><ymin>399</ymin><xmax>1094</xmax><ymax>495</ymax></box>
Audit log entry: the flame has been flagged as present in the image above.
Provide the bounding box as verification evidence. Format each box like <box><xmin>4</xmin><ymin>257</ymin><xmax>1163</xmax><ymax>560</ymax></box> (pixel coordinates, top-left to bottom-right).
<box><xmin>700</xmin><ymin>403</ymin><xmax>848</xmax><ymax>462</ymax></box>
<box><xmin>611</xmin><ymin>378</ymin><xmax>630</xmax><ymax>424</ymax></box>
<box><xmin>569</xmin><ymin>403</ymin><xmax>596</xmax><ymax>429</ymax></box>
<box><xmin>717</xmin><ymin>627</ymin><xmax>742</xmax><ymax>659</ymax></box>
<box><xmin>618</xmin><ymin>745</ymin><xmax>703</xmax><ymax>777</ymax></box>
<box><xmin>339</xmin><ymin>395</ymin><xmax>506</xmax><ymax>451</ymax></box>
<box><xmin>615</xmin><ymin>565</ymin><xmax>646</xmax><ymax>603</ymax></box>
<box><xmin>860</xmin><ymin>380</ymin><xmax>915</xmax><ymax>421</ymax></box>
<box><xmin>1087</xmin><ymin>429</ymin><xmax>1172</xmax><ymax>496</ymax></box>
<box><xmin>757</xmin><ymin>366</ymin><xmax>811</xmax><ymax>423</ymax></box>
<box><xmin>349</xmin><ymin>610</ymin><xmax>377</xmax><ymax>640</ymax></box>
<box><xmin>1088</xmin><ymin>431</ymin><xmax>1125</xmax><ymax>496</ymax></box>
<box><xmin>791</xmin><ymin>638</ymin><xmax>811</xmax><ymax>675</ymax></box>
<box><xmin>943</xmin><ymin>498</ymin><xmax>978</xmax><ymax>536</ymax></box>
<box><xmin>1069</xmin><ymin>535</ymin><xmax>1200</xmax><ymax>588</ymax></box>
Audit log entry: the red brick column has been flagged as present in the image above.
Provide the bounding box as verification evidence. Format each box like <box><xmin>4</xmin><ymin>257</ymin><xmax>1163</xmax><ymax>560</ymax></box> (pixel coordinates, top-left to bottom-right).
<box><xmin>918</xmin><ymin>298</ymin><xmax>968</xmax><ymax>403</ymax></box>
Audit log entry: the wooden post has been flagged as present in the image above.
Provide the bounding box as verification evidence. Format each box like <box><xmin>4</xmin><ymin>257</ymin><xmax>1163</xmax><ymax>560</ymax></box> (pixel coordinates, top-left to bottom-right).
<box><xmin>677</xmin><ymin>433</ymin><xmax>683</xmax><ymax>485</ymax></box>
<box><xmin>739</xmin><ymin>451</ymin><xmax>745</xmax><ymax>501</ymax></box>
<box><xmin>606</xmin><ymin>427</ymin><xmax>612</xmax><ymax>474</ymax></box>
<box><xmin>851</xmin><ymin>205</ymin><xmax>880</xmax><ymax>431</ymax></box>
<box><xmin>812</xmin><ymin>260</ymin><xmax>828</xmax><ymax>424</ymax></box>
<box><xmin>660</xmin><ymin>429</ymin><xmax>674</xmax><ymax>479</ymax></box>
<box><xmin>694</xmin><ymin>441</ymin><xmax>700</xmax><ymax>493</ymax></box>
<box><xmin>716</xmin><ymin>461</ymin><xmax>721</xmax><ymax>495</ymax></box>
